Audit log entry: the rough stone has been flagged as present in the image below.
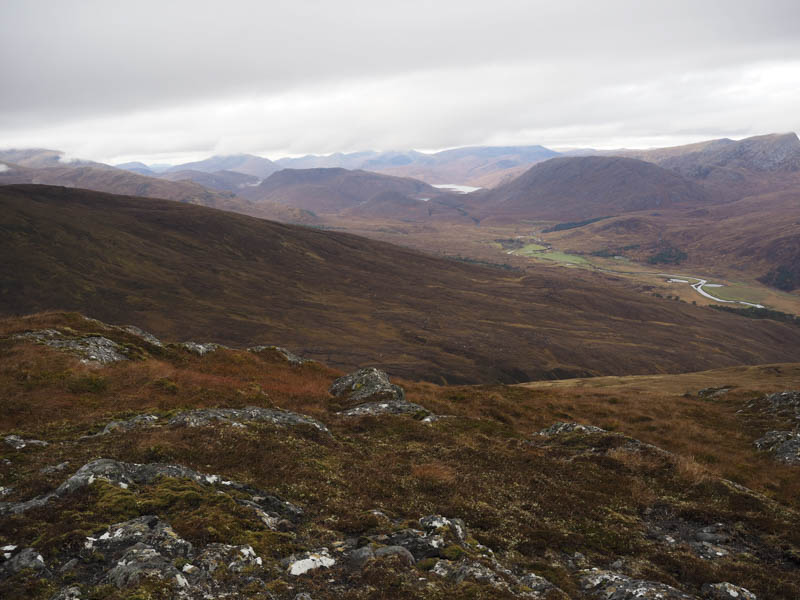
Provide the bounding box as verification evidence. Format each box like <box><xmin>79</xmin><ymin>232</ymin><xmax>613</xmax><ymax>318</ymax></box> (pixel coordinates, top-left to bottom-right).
<box><xmin>746</xmin><ymin>390</ymin><xmax>800</xmax><ymax>419</ymax></box>
<box><xmin>85</xmin><ymin>516</ymin><xmax>193</xmax><ymax>559</ymax></box>
<box><xmin>536</xmin><ymin>422</ymin><xmax>607</xmax><ymax>436</ymax></box>
<box><xmin>754</xmin><ymin>430</ymin><xmax>800</xmax><ymax>464</ymax></box>
<box><xmin>49</xmin><ymin>586</ymin><xmax>82</xmax><ymax>600</ymax></box>
<box><xmin>329</xmin><ymin>368</ymin><xmax>405</xmax><ymax>404</ymax></box>
<box><xmin>0</xmin><ymin>459</ymin><xmax>302</xmax><ymax>522</ymax></box>
<box><xmin>338</xmin><ymin>400</ymin><xmax>428</xmax><ymax>417</ymax></box>
<box><xmin>14</xmin><ymin>330</ymin><xmax>129</xmax><ymax>364</ymax></box>
<box><xmin>701</xmin><ymin>582</ymin><xmax>757</xmax><ymax>600</ymax></box>
<box><xmin>285</xmin><ymin>549</ymin><xmax>336</xmax><ymax>576</ymax></box>
<box><xmin>578</xmin><ymin>569</ymin><xmax>694</xmax><ymax>599</ymax></box>
<box><xmin>519</xmin><ymin>572</ymin><xmax>558</xmax><ymax>595</ymax></box>
<box><xmin>0</xmin><ymin>546</ymin><xmax>50</xmax><ymax>579</ymax></box>
<box><xmin>432</xmin><ymin>559</ymin><xmax>505</xmax><ymax>587</ymax></box>
<box><xmin>180</xmin><ymin>342</ymin><xmax>222</xmax><ymax>355</ymax></box>
<box><xmin>168</xmin><ymin>406</ymin><xmax>329</xmax><ymax>434</ymax></box>
<box><xmin>121</xmin><ymin>325</ymin><xmax>163</xmax><ymax>347</ymax></box>
<box><xmin>4</xmin><ymin>434</ymin><xmax>48</xmax><ymax>450</ymax></box>
<box><xmin>40</xmin><ymin>461</ymin><xmax>70</xmax><ymax>474</ymax></box>
<box><xmin>105</xmin><ymin>543</ymin><xmax>180</xmax><ymax>588</ymax></box>
<box><xmin>347</xmin><ymin>546</ymin><xmax>375</xmax><ymax>569</ymax></box>
<box><xmin>248</xmin><ymin>345</ymin><xmax>308</xmax><ymax>365</ymax></box>
<box><xmin>98</xmin><ymin>414</ymin><xmax>159</xmax><ymax>436</ymax></box>
<box><xmin>374</xmin><ymin>545</ymin><xmax>415</xmax><ymax>566</ymax></box>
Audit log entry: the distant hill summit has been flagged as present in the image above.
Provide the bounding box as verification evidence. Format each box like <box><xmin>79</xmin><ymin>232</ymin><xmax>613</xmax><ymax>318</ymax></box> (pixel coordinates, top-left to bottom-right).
<box><xmin>474</xmin><ymin>156</ymin><xmax>713</xmax><ymax>222</ymax></box>
<box><xmin>164</xmin><ymin>154</ymin><xmax>281</xmax><ymax>179</ymax></box>
<box><xmin>241</xmin><ymin>167</ymin><xmax>446</xmax><ymax>215</ymax></box>
<box><xmin>620</xmin><ymin>132</ymin><xmax>800</xmax><ymax>175</ymax></box>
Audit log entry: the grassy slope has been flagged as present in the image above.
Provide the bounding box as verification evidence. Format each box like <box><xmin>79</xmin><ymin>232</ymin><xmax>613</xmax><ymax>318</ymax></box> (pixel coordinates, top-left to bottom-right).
<box><xmin>1</xmin><ymin>313</ymin><xmax>799</xmax><ymax>599</ymax></box>
<box><xmin>4</xmin><ymin>185</ymin><xmax>800</xmax><ymax>385</ymax></box>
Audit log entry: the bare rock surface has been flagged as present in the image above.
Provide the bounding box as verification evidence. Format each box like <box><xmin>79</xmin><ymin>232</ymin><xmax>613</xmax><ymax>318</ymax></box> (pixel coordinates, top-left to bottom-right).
<box><xmin>0</xmin><ymin>458</ymin><xmax>302</xmax><ymax>522</ymax></box>
<box><xmin>579</xmin><ymin>568</ymin><xmax>695</xmax><ymax>599</ymax></box>
<box><xmin>754</xmin><ymin>430</ymin><xmax>800</xmax><ymax>464</ymax></box>
<box><xmin>13</xmin><ymin>329</ymin><xmax>129</xmax><ymax>364</ymax></box>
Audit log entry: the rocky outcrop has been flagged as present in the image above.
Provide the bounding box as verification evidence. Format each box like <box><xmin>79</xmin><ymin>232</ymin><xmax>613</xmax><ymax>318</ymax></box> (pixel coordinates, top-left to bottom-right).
<box><xmin>329</xmin><ymin>368</ymin><xmax>405</xmax><ymax>404</ymax></box>
<box><xmin>743</xmin><ymin>391</ymin><xmax>800</xmax><ymax>420</ymax></box>
<box><xmin>36</xmin><ymin>516</ymin><xmax>269</xmax><ymax>596</ymax></box>
<box><xmin>754</xmin><ymin>430</ymin><xmax>800</xmax><ymax>464</ymax></box>
<box><xmin>702</xmin><ymin>583</ymin><xmax>757</xmax><ymax>600</ymax></box>
<box><xmin>13</xmin><ymin>329</ymin><xmax>129</xmax><ymax>364</ymax></box>
<box><xmin>167</xmin><ymin>407</ymin><xmax>329</xmax><ymax>434</ymax></box>
<box><xmin>4</xmin><ymin>434</ymin><xmax>48</xmax><ymax>450</ymax></box>
<box><xmin>536</xmin><ymin>422</ymin><xmax>607</xmax><ymax>436</ymax></box>
<box><xmin>248</xmin><ymin>345</ymin><xmax>309</xmax><ymax>365</ymax></box>
<box><xmin>91</xmin><ymin>406</ymin><xmax>329</xmax><ymax>436</ymax></box>
<box><xmin>338</xmin><ymin>399</ymin><xmax>429</xmax><ymax>417</ymax></box>
<box><xmin>179</xmin><ymin>342</ymin><xmax>223</xmax><ymax>356</ymax></box>
<box><xmin>579</xmin><ymin>569</ymin><xmax>694</xmax><ymax>599</ymax></box>
<box><xmin>0</xmin><ymin>459</ymin><xmax>302</xmax><ymax>523</ymax></box>
<box><xmin>330</xmin><ymin>367</ymin><xmax>437</xmax><ymax>418</ymax></box>
<box><xmin>121</xmin><ymin>325</ymin><xmax>163</xmax><ymax>347</ymax></box>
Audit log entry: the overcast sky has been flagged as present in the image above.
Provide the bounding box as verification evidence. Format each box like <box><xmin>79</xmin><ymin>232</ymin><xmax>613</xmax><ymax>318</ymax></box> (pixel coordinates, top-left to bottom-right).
<box><xmin>1</xmin><ymin>0</ymin><xmax>799</xmax><ymax>164</ymax></box>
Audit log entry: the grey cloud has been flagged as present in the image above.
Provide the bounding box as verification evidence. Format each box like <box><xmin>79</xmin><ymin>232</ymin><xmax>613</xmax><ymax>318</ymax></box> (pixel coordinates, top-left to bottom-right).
<box><xmin>1</xmin><ymin>0</ymin><xmax>799</xmax><ymax>161</ymax></box>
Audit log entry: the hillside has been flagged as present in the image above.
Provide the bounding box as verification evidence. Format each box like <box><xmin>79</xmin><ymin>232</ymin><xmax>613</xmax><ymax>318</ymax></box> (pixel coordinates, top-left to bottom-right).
<box><xmin>165</xmin><ymin>154</ymin><xmax>281</xmax><ymax>179</ymax></box>
<box><xmin>274</xmin><ymin>146</ymin><xmax>560</xmax><ymax>185</ymax></box>
<box><xmin>241</xmin><ymin>168</ymin><xmax>453</xmax><ymax>216</ymax></box>
<box><xmin>0</xmin><ymin>163</ymin><xmax>242</xmax><ymax>210</ymax></box>
<box><xmin>1</xmin><ymin>312</ymin><xmax>799</xmax><ymax>599</ymax></box>
<box><xmin>473</xmin><ymin>156</ymin><xmax>714</xmax><ymax>223</ymax></box>
<box><xmin>158</xmin><ymin>169</ymin><xmax>261</xmax><ymax>193</ymax></box>
<box><xmin>4</xmin><ymin>185</ymin><xmax>800</xmax><ymax>383</ymax></box>
<box><xmin>608</xmin><ymin>133</ymin><xmax>800</xmax><ymax>199</ymax></box>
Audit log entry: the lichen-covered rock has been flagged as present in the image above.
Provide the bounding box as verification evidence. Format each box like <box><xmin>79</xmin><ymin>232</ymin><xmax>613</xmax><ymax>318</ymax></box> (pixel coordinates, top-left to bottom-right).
<box><xmin>121</xmin><ymin>325</ymin><xmax>163</xmax><ymax>347</ymax></box>
<box><xmin>329</xmin><ymin>368</ymin><xmax>405</xmax><ymax>404</ymax></box>
<box><xmin>419</xmin><ymin>515</ymin><xmax>467</xmax><ymax>543</ymax></box>
<box><xmin>702</xmin><ymin>582</ymin><xmax>757</xmax><ymax>600</ymax></box>
<box><xmin>195</xmin><ymin>543</ymin><xmax>264</xmax><ymax>575</ymax></box>
<box><xmin>105</xmin><ymin>543</ymin><xmax>181</xmax><ymax>588</ymax></box>
<box><xmin>248</xmin><ymin>345</ymin><xmax>308</xmax><ymax>365</ymax></box>
<box><xmin>536</xmin><ymin>422</ymin><xmax>607</xmax><ymax>436</ymax></box>
<box><xmin>745</xmin><ymin>390</ymin><xmax>800</xmax><ymax>418</ymax></box>
<box><xmin>97</xmin><ymin>414</ymin><xmax>159</xmax><ymax>436</ymax></box>
<box><xmin>0</xmin><ymin>546</ymin><xmax>50</xmax><ymax>579</ymax></box>
<box><xmin>519</xmin><ymin>572</ymin><xmax>559</xmax><ymax>596</ymax></box>
<box><xmin>754</xmin><ymin>430</ymin><xmax>800</xmax><ymax>464</ymax></box>
<box><xmin>578</xmin><ymin>569</ymin><xmax>694</xmax><ymax>599</ymax></box>
<box><xmin>373</xmin><ymin>545</ymin><xmax>415</xmax><ymax>566</ymax></box>
<box><xmin>167</xmin><ymin>406</ymin><xmax>329</xmax><ymax>434</ymax></box>
<box><xmin>0</xmin><ymin>459</ymin><xmax>303</xmax><ymax>523</ymax></box>
<box><xmin>40</xmin><ymin>461</ymin><xmax>70</xmax><ymax>474</ymax></box>
<box><xmin>285</xmin><ymin>548</ymin><xmax>335</xmax><ymax>576</ymax></box>
<box><xmin>85</xmin><ymin>516</ymin><xmax>193</xmax><ymax>559</ymax></box>
<box><xmin>698</xmin><ymin>387</ymin><xmax>732</xmax><ymax>399</ymax></box>
<box><xmin>14</xmin><ymin>330</ymin><xmax>129</xmax><ymax>364</ymax></box>
<box><xmin>338</xmin><ymin>400</ymin><xmax>428</xmax><ymax>417</ymax></box>
<box><xmin>4</xmin><ymin>434</ymin><xmax>48</xmax><ymax>450</ymax></box>
<box><xmin>180</xmin><ymin>341</ymin><xmax>222</xmax><ymax>355</ymax></box>
<box><xmin>432</xmin><ymin>559</ymin><xmax>506</xmax><ymax>587</ymax></box>
<box><xmin>49</xmin><ymin>586</ymin><xmax>82</xmax><ymax>600</ymax></box>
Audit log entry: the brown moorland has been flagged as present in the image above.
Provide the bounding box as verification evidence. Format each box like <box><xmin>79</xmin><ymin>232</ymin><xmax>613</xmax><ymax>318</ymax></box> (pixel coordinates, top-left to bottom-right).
<box><xmin>4</xmin><ymin>185</ymin><xmax>800</xmax><ymax>384</ymax></box>
<box><xmin>0</xmin><ymin>312</ymin><xmax>799</xmax><ymax>599</ymax></box>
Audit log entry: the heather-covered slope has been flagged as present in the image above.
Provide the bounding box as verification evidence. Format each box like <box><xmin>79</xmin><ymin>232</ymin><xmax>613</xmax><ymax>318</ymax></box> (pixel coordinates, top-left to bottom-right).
<box><xmin>2</xmin><ymin>185</ymin><xmax>800</xmax><ymax>383</ymax></box>
<box><xmin>474</xmin><ymin>156</ymin><xmax>713</xmax><ymax>222</ymax></box>
<box><xmin>0</xmin><ymin>313</ymin><xmax>798</xmax><ymax>599</ymax></box>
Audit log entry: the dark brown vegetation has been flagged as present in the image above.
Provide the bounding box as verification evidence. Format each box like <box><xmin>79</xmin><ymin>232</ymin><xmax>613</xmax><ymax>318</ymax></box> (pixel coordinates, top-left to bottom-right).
<box><xmin>1</xmin><ymin>313</ymin><xmax>799</xmax><ymax>598</ymax></box>
<box><xmin>471</xmin><ymin>156</ymin><xmax>714</xmax><ymax>223</ymax></box>
<box><xmin>4</xmin><ymin>185</ymin><xmax>800</xmax><ymax>384</ymax></box>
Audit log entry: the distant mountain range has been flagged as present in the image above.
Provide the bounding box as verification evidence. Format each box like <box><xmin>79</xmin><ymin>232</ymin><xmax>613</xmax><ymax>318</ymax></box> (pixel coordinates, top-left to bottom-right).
<box><xmin>3</xmin><ymin>132</ymin><xmax>800</xmax><ymax>291</ymax></box>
